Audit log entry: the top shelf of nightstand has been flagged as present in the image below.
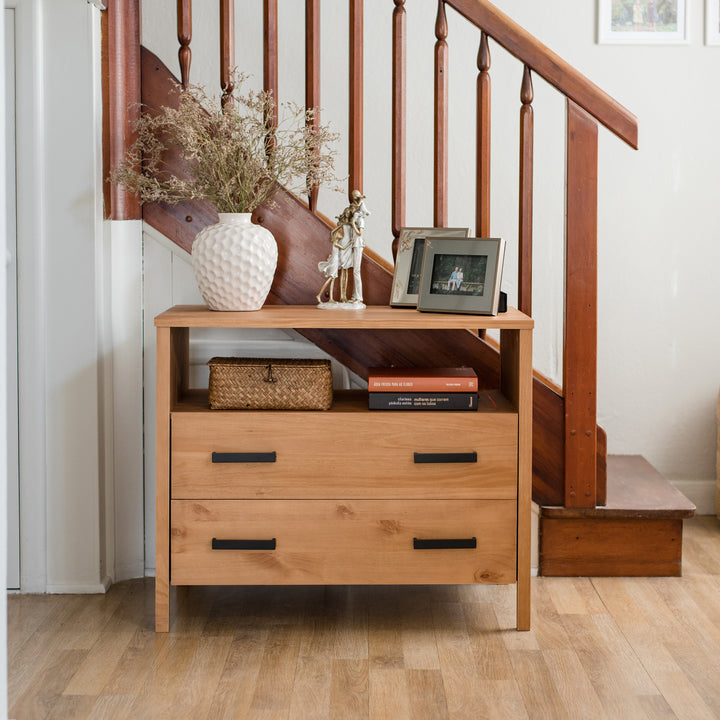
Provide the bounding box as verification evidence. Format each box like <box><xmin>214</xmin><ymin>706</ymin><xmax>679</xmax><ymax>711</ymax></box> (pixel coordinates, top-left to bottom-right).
<box><xmin>154</xmin><ymin>305</ymin><xmax>534</xmax><ymax>330</ymax></box>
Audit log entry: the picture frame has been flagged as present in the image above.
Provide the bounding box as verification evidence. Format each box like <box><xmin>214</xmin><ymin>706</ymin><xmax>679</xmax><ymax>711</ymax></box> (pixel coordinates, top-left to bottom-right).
<box><xmin>597</xmin><ymin>0</ymin><xmax>688</xmax><ymax>44</ymax></box>
<box><xmin>417</xmin><ymin>237</ymin><xmax>506</xmax><ymax>315</ymax></box>
<box><xmin>390</xmin><ymin>227</ymin><xmax>470</xmax><ymax>307</ymax></box>
<box><xmin>707</xmin><ymin>0</ymin><xmax>720</xmax><ymax>44</ymax></box>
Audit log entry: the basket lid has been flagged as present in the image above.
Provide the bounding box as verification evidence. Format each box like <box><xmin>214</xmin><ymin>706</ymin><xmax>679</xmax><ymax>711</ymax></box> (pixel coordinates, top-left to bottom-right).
<box><xmin>207</xmin><ymin>357</ymin><xmax>331</xmax><ymax>368</ymax></box>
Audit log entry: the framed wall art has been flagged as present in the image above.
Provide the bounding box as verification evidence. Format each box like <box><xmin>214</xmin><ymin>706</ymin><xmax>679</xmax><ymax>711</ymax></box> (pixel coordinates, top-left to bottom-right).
<box><xmin>417</xmin><ymin>237</ymin><xmax>506</xmax><ymax>316</ymax></box>
<box><xmin>390</xmin><ymin>227</ymin><xmax>469</xmax><ymax>307</ymax></box>
<box><xmin>707</xmin><ymin>0</ymin><xmax>720</xmax><ymax>44</ymax></box>
<box><xmin>598</xmin><ymin>0</ymin><xmax>688</xmax><ymax>44</ymax></box>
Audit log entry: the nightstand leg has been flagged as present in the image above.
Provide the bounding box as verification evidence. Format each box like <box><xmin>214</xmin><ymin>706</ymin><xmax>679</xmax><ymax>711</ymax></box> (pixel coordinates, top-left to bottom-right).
<box><xmin>516</xmin><ymin>327</ymin><xmax>532</xmax><ymax>630</ymax></box>
<box><xmin>502</xmin><ymin>327</ymin><xmax>533</xmax><ymax>631</ymax></box>
<box><xmin>156</xmin><ymin>327</ymin><xmax>171</xmax><ymax>632</ymax></box>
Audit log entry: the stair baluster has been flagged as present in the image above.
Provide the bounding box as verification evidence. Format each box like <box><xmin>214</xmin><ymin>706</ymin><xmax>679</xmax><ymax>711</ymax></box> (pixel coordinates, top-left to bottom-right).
<box><xmin>306</xmin><ymin>0</ymin><xmax>321</xmax><ymax>212</ymax></box>
<box><xmin>264</xmin><ymin>0</ymin><xmax>279</xmax><ymax>131</ymax></box>
<box><xmin>476</xmin><ymin>31</ymin><xmax>490</xmax><ymax>238</ymax></box>
<box><xmin>177</xmin><ymin>0</ymin><xmax>191</xmax><ymax>88</ymax></box>
<box><xmin>434</xmin><ymin>0</ymin><xmax>449</xmax><ymax>226</ymax></box>
<box><xmin>518</xmin><ymin>65</ymin><xmax>533</xmax><ymax>317</ymax></box>
<box><xmin>349</xmin><ymin>0</ymin><xmax>364</xmax><ymax>197</ymax></box>
<box><xmin>391</xmin><ymin>0</ymin><xmax>407</xmax><ymax>257</ymax></box>
<box><xmin>220</xmin><ymin>0</ymin><xmax>234</xmax><ymax>110</ymax></box>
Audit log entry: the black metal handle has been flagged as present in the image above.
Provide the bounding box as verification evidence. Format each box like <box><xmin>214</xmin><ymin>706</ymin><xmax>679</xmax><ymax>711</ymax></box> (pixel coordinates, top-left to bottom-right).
<box><xmin>413</xmin><ymin>452</ymin><xmax>477</xmax><ymax>464</ymax></box>
<box><xmin>211</xmin><ymin>538</ymin><xmax>277</xmax><ymax>550</ymax></box>
<box><xmin>413</xmin><ymin>537</ymin><xmax>477</xmax><ymax>550</ymax></box>
<box><xmin>212</xmin><ymin>452</ymin><xmax>277</xmax><ymax>463</ymax></box>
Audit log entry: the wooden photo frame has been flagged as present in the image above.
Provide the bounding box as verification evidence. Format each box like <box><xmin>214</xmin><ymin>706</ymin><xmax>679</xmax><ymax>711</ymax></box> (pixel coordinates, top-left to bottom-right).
<box><xmin>390</xmin><ymin>227</ymin><xmax>469</xmax><ymax>307</ymax></box>
<box><xmin>417</xmin><ymin>237</ymin><xmax>506</xmax><ymax>316</ymax></box>
<box><xmin>707</xmin><ymin>0</ymin><xmax>720</xmax><ymax>44</ymax></box>
<box><xmin>597</xmin><ymin>0</ymin><xmax>688</xmax><ymax>44</ymax></box>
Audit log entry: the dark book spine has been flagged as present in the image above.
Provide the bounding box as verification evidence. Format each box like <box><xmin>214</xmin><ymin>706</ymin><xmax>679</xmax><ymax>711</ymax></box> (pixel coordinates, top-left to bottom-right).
<box><xmin>368</xmin><ymin>392</ymin><xmax>478</xmax><ymax>410</ymax></box>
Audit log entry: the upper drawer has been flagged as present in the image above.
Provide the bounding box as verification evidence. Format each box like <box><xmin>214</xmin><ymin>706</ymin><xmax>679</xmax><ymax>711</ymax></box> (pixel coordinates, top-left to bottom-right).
<box><xmin>171</xmin><ymin>407</ymin><xmax>517</xmax><ymax>500</ymax></box>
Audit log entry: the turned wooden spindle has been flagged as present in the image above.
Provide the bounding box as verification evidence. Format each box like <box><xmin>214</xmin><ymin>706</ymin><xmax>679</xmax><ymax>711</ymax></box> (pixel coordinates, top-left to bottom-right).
<box><xmin>349</xmin><ymin>0</ymin><xmax>364</xmax><ymax>198</ymax></box>
<box><xmin>434</xmin><ymin>0</ymin><xmax>448</xmax><ymax>227</ymax></box>
<box><xmin>518</xmin><ymin>64</ymin><xmax>534</xmax><ymax>317</ymax></box>
<box><xmin>177</xmin><ymin>0</ymin><xmax>192</xmax><ymax>87</ymax></box>
<box><xmin>219</xmin><ymin>0</ymin><xmax>234</xmax><ymax>110</ymax></box>
<box><xmin>264</xmin><ymin>0</ymin><xmax>279</xmax><ymax>130</ymax></box>
<box><xmin>306</xmin><ymin>0</ymin><xmax>321</xmax><ymax>212</ymax></box>
<box><xmin>391</xmin><ymin>0</ymin><xmax>407</xmax><ymax>258</ymax></box>
<box><xmin>476</xmin><ymin>31</ymin><xmax>490</xmax><ymax>237</ymax></box>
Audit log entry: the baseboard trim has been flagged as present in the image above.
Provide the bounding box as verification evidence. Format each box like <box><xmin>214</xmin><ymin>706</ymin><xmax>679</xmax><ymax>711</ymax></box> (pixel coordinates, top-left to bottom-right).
<box><xmin>670</xmin><ymin>478</ymin><xmax>715</xmax><ymax>515</ymax></box>
<box><xmin>46</xmin><ymin>577</ymin><xmax>111</xmax><ymax>594</ymax></box>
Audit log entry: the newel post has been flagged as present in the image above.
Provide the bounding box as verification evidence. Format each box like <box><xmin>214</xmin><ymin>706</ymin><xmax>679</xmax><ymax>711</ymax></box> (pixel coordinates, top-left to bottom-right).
<box><xmin>564</xmin><ymin>100</ymin><xmax>598</xmax><ymax>508</ymax></box>
<box><xmin>106</xmin><ymin>0</ymin><xmax>142</xmax><ymax>220</ymax></box>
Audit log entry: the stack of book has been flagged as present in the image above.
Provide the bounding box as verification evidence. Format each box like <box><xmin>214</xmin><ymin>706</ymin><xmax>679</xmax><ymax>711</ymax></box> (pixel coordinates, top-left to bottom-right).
<box><xmin>367</xmin><ymin>367</ymin><xmax>478</xmax><ymax>410</ymax></box>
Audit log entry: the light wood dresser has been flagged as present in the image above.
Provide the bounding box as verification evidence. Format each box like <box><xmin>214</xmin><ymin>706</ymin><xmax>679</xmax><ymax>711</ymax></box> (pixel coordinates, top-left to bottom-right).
<box><xmin>154</xmin><ymin>305</ymin><xmax>533</xmax><ymax>631</ymax></box>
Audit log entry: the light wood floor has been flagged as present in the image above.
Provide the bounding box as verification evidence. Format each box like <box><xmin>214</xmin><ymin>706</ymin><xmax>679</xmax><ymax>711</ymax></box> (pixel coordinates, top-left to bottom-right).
<box><xmin>8</xmin><ymin>516</ymin><xmax>720</xmax><ymax>720</ymax></box>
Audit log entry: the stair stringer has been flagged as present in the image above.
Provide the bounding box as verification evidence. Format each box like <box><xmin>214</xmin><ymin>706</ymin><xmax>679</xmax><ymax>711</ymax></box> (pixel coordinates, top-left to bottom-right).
<box><xmin>139</xmin><ymin>45</ymin><xmax>604</xmax><ymax>508</ymax></box>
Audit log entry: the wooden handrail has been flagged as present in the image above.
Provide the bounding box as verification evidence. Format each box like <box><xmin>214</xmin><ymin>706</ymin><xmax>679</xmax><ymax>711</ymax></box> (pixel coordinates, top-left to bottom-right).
<box><xmin>446</xmin><ymin>0</ymin><xmax>638</xmax><ymax>149</ymax></box>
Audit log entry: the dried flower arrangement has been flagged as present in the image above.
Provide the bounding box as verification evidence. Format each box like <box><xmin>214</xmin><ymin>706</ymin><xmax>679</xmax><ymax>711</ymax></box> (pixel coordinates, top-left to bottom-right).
<box><xmin>112</xmin><ymin>75</ymin><xmax>339</xmax><ymax>214</ymax></box>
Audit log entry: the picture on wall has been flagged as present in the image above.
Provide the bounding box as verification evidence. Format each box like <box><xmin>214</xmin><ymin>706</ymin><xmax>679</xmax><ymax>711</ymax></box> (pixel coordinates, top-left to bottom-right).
<box><xmin>707</xmin><ymin>0</ymin><xmax>720</xmax><ymax>44</ymax></box>
<box><xmin>598</xmin><ymin>0</ymin><xmax>688</xmax><ymax>43</ymax></box>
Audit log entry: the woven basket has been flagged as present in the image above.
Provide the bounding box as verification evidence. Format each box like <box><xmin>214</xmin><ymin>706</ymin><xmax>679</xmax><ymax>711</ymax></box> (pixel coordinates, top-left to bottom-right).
<box><xmin>207</xmin><ymin>357</ymin><xmax>333</xmax><ymax>410</ymax></box>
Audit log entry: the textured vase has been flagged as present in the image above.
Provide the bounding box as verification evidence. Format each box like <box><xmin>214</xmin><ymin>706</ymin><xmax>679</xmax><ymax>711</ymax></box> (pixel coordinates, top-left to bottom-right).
<box><xmin>191</xmin><ymin>213</ymin><xmax>278</xmax><ymax>311</ymax></box>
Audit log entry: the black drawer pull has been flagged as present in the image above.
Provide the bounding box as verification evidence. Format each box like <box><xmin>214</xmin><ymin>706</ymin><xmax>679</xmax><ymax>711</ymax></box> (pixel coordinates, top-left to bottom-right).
<box><xmin>212</xmin><ymin>452</ymin><xmax>277</xmax><ymax>464</ymax></box>
<box><xmin>211</xmin><ymin>538</ymin><xmax>277</xmax><ymax>550</ymax></box>
<box><xmin>413</xmin><ymin>452</ymin><xmax>477</xmax><ymax>464</ymax></box>
<box><xmin>413</xmin><ymin>537</ymin><xmax>477</xmax><ymax>550</ymax></box>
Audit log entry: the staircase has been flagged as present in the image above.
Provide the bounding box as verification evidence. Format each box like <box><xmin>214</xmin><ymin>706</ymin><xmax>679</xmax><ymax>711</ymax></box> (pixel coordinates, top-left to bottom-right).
<box><xmin>105</xmin><ymin>0</ymin><xmax>694</xmax><ymax>575</ymax></box>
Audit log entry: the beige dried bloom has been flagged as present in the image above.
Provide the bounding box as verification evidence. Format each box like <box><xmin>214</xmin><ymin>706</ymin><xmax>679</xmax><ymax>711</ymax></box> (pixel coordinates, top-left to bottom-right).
<box><xmin>112</xmin><ymin>75</ymin><xmax>339</xmax><ymax>214</ymax></box>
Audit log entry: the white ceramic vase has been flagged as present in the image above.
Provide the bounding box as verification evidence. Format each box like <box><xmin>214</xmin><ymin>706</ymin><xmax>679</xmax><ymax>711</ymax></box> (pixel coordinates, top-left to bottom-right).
<box><xmin>191</xmin><ymin>213</ymin><xmax>278</xmax><ymax>311</ymax></box>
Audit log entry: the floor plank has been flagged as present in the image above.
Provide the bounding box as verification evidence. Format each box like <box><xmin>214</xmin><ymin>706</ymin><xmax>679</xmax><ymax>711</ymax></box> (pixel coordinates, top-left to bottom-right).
<box><xmin>7</xmin><ymin>516</ymin><xmax>720</xmax><ymax>719</ymax></box>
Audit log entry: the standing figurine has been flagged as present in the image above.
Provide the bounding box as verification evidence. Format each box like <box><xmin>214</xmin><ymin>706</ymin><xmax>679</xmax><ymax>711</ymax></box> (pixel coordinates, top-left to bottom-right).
<box><xmin>317</xmin><ymin>190</ymin><xmax>371</xmax><ymax>308</ymax></box>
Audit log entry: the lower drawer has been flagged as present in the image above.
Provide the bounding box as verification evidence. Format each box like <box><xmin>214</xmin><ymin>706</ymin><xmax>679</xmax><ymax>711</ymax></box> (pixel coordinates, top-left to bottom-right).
<box><xmin>171</xmin><ymin>499</ymin><xmax>517</xmax><ymax>586</ymax></box>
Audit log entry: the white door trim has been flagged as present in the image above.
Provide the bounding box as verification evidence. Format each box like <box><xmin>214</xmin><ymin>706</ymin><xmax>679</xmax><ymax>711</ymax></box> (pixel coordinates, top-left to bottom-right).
<box><xmin>6</xmin><ymin>0</ymin><xmax>47</xmax><ymax>593</ymax></box>
<box><xmin>5</xmin><ymin>5</ymin><xmax>19</xmax><ymax>590</ymax></box>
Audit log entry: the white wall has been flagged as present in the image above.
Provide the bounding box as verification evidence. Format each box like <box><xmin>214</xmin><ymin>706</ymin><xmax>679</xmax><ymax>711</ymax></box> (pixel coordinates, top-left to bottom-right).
<box><xmin>142</xmin><ymin>0</ymin><xmax>720</xmax><ymax>502</ymax></box>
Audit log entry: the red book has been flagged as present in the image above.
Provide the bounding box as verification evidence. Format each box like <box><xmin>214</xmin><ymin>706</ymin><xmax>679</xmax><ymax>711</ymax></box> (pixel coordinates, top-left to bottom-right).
<box><xmin>367</xmin><ymin>367</ymin><xmax>478</xmax><ymax>392</ymax></box>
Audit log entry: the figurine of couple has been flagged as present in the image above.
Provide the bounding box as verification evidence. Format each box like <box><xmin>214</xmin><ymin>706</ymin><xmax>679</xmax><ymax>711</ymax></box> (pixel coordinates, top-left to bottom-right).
<box><xmin>317</xmin><ymin>190</ymin><xmax>371</xmax><ymax>308</ymax></box>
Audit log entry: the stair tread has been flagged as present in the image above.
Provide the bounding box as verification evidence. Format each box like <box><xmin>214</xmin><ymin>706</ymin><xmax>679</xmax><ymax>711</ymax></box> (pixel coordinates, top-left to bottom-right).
<box><xmin>540</xmin><ymin>455</ymin><xmax>696</xmax><ymax>519</ymax></box>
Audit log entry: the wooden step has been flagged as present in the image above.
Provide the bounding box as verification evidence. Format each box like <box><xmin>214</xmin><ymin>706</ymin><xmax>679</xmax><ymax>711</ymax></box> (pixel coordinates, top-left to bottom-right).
<box><xmin>539</xmin><ymin>455</ymin><xmax>695</xmax><ymax>577</ymax></box>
